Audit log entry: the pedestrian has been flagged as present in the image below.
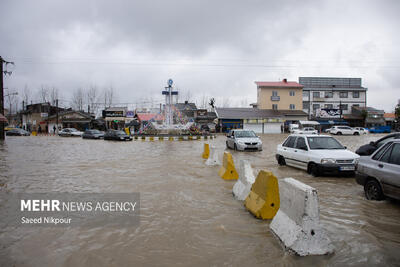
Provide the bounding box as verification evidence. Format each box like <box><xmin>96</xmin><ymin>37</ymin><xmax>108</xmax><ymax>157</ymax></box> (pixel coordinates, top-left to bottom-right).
<box><xmin>53</xmin><ymin>125</ymin><xmax>56</xmax><ymax>134</ymax></box>
<box><xmin>38</xmin><ymin>125</ymin><xmax>42</xmax><ymax>133</ymax></box>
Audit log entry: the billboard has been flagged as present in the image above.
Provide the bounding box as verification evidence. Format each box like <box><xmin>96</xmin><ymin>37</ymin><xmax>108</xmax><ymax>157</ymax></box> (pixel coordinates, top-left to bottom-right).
<box><xmin>318</xmin><ymin>109</ymin><xmax>341</xmax><ymax>118</ymax></box>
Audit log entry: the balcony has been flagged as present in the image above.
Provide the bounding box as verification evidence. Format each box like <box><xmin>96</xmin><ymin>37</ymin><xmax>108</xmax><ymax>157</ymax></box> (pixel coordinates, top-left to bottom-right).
<box><xmin>271</xmin><ymin>96</ymin><xmax>280</xmax><ymax>101</ymax></box>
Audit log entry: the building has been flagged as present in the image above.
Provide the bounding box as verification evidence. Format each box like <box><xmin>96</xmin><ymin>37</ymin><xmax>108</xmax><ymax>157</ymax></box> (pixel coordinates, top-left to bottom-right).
<box><xmin>102</xmin><ymin>107</ymin><xmax>128</xmax><ymax>130</ymax></box>
<box><xmin>215</xmin><ymin>107</ymin><xmax>285</xmax><ymax>133</ymax></box>
<box><xmin>174</xmin><ymin>101</ymin><xmax>197</xmax><ymax>119</ymax></box>
<box><xmin>300</xmin><ymin>77</ymin><xmax>367</xmax><ymax>119</ymax></box>
<box><xmin>21</xmin><ymin>103</ymin><xmax>65</xmax><ymax>132</ymax></box>
<box><xmin>384</xmin><ymin>113</ymin><xmax>396</xmax><ymax>129</ymax></box>
<box><xmin>344</xmin><ymin>106</ymin><xmax>385</xmax><ymax>128</ymax></box>
<box><xmin>46</xmin><ymin>110</ymin><xmax>94</xmax><ymax>132</ymax></box>
<box><xmin>255</xmin><ymin>79</ymin><xmax>304</xmax><ymax>111</ymax></box>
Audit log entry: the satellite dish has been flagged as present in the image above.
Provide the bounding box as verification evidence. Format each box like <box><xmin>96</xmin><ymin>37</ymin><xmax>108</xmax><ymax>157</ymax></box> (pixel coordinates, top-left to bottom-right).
<box><xmin>168</xmin><ymin>79</ymin><xmax>173</xmax><ymax>86</ymax></box>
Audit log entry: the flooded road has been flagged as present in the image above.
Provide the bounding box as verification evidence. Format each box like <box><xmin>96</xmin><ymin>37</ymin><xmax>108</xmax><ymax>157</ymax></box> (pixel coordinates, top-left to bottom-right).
<box><xmin>1</xmin><ymin>134</ymin><xmax>400</xmax><ymax>266</ymax></box>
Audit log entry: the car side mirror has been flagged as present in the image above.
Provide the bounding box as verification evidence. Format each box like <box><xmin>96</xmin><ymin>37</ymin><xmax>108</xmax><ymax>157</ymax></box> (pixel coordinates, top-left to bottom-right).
<box><xmin>369</xmin><ymin>141</ymin><xmax>375</xmax><ymax>146</ymax></box>
<box><xmin>344</xmin><ymin>146</ymin><xmax>347</xmax><ymax>149</ymax></box>
<box><xmin>300</xmin><ymin>146</ymin><xmax>308</xmax><ymax>151</ymax></box>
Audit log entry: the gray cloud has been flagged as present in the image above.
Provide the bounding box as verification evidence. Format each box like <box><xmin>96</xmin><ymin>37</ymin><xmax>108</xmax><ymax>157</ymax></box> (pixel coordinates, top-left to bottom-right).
<box><xmin>1</xmin><ymin>0</ymin><xmax>399</xmax><ymax>111</ymax></box>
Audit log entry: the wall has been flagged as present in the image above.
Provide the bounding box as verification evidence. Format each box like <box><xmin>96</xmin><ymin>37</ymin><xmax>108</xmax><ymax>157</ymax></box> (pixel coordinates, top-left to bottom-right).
<box><xmin>258</xmin><ymin>87</ymin><xmax>303</xmax><ymax>110</ymax></box>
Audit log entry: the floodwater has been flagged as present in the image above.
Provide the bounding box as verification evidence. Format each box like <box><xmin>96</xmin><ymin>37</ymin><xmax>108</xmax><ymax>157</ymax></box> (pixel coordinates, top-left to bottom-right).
<box><xmin>1</xmin><ymin>134</ymin><xmax>400</xmax><ymax>266</ymax></box>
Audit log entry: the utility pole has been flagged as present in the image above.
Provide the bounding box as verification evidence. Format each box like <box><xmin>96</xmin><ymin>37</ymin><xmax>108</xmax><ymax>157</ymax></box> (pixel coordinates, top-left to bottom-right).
<box><xmin>0</xmin><ymin>56</ymin><xmax>14</xmax><ymax>140</ymax></box>
<box><xmin>56</xmin><ymin>99</ymin><xmax>59</xmax><ymax>134</ymax></box>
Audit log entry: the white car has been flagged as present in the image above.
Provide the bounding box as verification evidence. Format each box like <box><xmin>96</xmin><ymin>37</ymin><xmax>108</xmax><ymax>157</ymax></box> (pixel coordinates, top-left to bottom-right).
<box><xmin>59</xmin><ymin>128</ymin><xmax>83</xmax><ymax>137</ymax></box>
<box><xmin>226</xmin><ymin>129</ymin><xmax>262</xmax><ymax>151</ymax></box>
<box><xmin>353</xmin><ymin>127</ymin><xmax>369</xmax><ymax>134</ymax></box>
<box><xmin>329</xmin><ymin>126</ymin><xmax>361</xmax><ymax>135</ymax></box>
<box><xmin>292</xmin><ymin>127</ymin><xmax>318</xmax><ymax>135</ymax></box>
<box><xmin>276</xmin><ymin>134</ymin><xmax>360</xmax><ymax>176</ymax></box>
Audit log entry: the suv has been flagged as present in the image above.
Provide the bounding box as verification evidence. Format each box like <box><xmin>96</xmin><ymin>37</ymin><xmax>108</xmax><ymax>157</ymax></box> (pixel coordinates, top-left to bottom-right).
<box><xmin>356</xmin><ymin>140</ymin><xmax>400</xmax><ymax>200</ymax></box>
<box><xmin>330</xmin><ymin>126</ymin><xmax>360</xmax><ymax>135</ymax></box>
<box><xmin>226</xmin><ymin>129</ymin><xmax>262</xmax><ymax>151</ymax></box>
<box><xmin>356</xmin><ymin>133</ymin><xmax>400</xmax><ymax>156</ymax></box>
<box><xmin>276</xmin><ymin>134</ymin><xmax>360</xmax><ymax>176</ymax></box>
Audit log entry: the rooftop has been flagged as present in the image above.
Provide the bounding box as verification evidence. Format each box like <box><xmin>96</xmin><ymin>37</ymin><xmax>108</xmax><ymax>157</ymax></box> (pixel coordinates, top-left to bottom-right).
<box><xmin>255</xmin><ymin>79</ymin><xmax>303</xmax><ymax>88</ymax></box>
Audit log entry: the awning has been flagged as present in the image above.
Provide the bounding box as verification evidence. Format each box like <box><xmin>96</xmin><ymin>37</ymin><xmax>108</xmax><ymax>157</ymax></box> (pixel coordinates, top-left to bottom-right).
<box><xmin>316</xmin><ymin>120</ymin><xmax>348</xmax><ymax>125</ymax></box>
<box><xmin>0</xmin><ymin>113</ymin><xmax>8</xmax><ymax>123</ymax></box>
<box><xmin>299</xmin><ymin>120</ymin><xmax>320</xmax><ymax>125</ymax></box>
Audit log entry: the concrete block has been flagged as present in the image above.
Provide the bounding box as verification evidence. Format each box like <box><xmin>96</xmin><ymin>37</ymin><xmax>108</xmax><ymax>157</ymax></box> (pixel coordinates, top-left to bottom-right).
<box><xmin>270</xmin><ymin>178</ymin><xmax>334</xmax><ymax>256</ymax></box>
<box><xmin>218</xmin><ymin>152</ymin><xmax>238</xmax><ymax>180</ymax></box>
<box><xmin>233</xmin><ymin>160</ymin><xmax>255</xmax><ymax>200</ymax></box>
<box><xmin>244</xmin><ymin>170</ymin><xmax>279</xmax><ymax>219</ymax></box>
<box><xmin>205</xmin><ymin>146</ymin><xmax>220</xmax><ymax>166</ymax></box>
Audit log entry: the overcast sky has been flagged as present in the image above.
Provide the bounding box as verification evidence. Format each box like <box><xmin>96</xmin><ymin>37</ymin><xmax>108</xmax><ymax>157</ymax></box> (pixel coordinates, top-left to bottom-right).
<box><xmin>1</xmin><ymin>0</ymin><xmax>399</xmax><ymax>112</ymax></box>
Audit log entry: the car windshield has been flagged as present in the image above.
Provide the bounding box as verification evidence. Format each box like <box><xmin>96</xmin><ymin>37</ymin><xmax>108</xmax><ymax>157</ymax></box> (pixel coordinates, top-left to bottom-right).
<box><xmin>116</xmin><ymin>131</ymin><xmax>126</xmax><ymax>135</ymax></box>
<box><xmin>307</xmin><ymin>137</ymin><xmax>345</xmax><ymax>149</ymax></box>
<box><xmin>235</xmin><ymin>131</ymin><xmax>257</xmax><ymax>138</ymax></box>
<box><xmin>69</xmin><ymin>129</ymin><xmax>77</xmax><ymax>132</ymax></box>
<box><xmin>91</xmin><ymin>130</ymin><xmax>101</xmax><ymax>134</ymax></box>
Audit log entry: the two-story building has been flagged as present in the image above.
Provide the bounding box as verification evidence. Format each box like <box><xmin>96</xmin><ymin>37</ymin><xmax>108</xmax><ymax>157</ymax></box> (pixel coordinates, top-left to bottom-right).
<box><xmin>300</xmin><ymin>77</ymin><xmax>367</xmax><ymax>119</ymax></box>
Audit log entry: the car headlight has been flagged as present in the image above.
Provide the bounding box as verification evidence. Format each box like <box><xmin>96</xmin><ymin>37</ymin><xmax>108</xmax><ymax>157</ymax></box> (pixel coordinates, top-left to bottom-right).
<box><xmin>321</xmin><ymin>158</ymin><xmax>336</xmax><ymax>164</ymax></box>
<box><xmin>354</xmin><ymin>158</ymin><xmax>359</xmax><ymax>165</ymax></box>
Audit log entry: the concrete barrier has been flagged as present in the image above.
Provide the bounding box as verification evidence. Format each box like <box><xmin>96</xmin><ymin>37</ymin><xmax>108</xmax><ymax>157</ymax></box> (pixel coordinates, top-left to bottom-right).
<box><xmin>205</xmin><ymin>146</ymin><xmax>220</xmax><ymax>166</ymax></box>
<box><xmin>218</xmin><ymin>152</ymin><xmax>238</xmax><ymax>180</ymax></box>
<box><xmin>270</xmin><ymin>178</ymin><xmax>334</xmax><ymax>256</ymax></box>
<box><xmin>202</xmin><ymin>143</ymin><xmax>210</xmax><ymax>159</ymax></box>
<box><xmin>233</xmin><ymin>160</ymin><xmax>255</xmax><ymax>200</ymax></box>
<box><xmin>244</xmin><ymin>170</ymin><xmax>279</xmax><ymax>219</ymax></box>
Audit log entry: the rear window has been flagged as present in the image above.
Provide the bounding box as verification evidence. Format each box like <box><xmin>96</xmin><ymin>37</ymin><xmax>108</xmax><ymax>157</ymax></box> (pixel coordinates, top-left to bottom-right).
<box><xmin>390</xmin><ymin>144</ymin><xmax>400</xmax><ymax>165</ymax></box>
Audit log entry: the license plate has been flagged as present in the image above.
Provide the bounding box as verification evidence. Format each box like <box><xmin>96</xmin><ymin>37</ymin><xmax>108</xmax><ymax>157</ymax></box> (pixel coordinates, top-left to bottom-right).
<box><xmin>340</xmin><ymin>166</ymin><xmax>355</xmax><ymax>171</ymax></box>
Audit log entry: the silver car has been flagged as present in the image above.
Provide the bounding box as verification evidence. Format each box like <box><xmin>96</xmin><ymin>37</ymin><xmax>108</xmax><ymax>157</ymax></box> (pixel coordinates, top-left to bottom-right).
<box><xmin>226</xmin><ymin>129</ymin><xmax>262</xmax><ymax>151</ymax></box>
<box><xmin>356</xmin><ymin>140</ymin><xmax>400</xmax><ymax>200</ymax></box>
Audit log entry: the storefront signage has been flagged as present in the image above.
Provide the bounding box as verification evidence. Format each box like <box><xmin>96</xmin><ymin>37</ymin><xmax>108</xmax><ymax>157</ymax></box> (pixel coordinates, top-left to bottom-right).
<box><xmin>126</xmin><ymin>111</ymin><xmax>134</xmax><ymax>118</ymax></box>
<box><xmin>104</xmin><ymin>110</ymin><xmax>124</xmax><ymax>117</ymax></box>
<box><xmin>318</xmin><ymin>109</ymin><xmax>341</xmax><ymax>118</ymax></box>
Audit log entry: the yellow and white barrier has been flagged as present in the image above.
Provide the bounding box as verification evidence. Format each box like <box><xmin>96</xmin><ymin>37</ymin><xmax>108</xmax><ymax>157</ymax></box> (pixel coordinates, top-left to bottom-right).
<box><xmin>205</xmin><ymin>146</ymin><xmax>220</xmax><ymax>166</ymax></box>
<box><xmin>244</xmin><ymin>170</ymin><xmax>280</xmax><ymax>219</ymax></box>
<box><xmin>233</xmin><ymin>160</ymin><xmax>255</xmax><ymax>200</ymax></box>
<box><xmin>218</xmin><ymin>152</ymin><xmax>238</xmax><ymax>180</ymax></box>
<box><xmin>202</xmin><ymin>143</ymin><xmax>210</xmax><ymax>159</ymax></box>
<box><xmin>270</xmin><ymin>178</ymin><xmax>334</xmax><ymax>256</ymax></box>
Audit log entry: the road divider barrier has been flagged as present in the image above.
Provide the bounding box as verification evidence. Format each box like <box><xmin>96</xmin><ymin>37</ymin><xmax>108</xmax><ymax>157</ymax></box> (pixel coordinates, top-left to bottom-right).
<box><xmin>205</xmin><ymin>145</ymin><xmax>220</xmax><ymax>166</ymax></box>
<box><xmin>270</xmin><ymin>178</ymin><xmax>334</xmax><ymax>256</ymax></box>
<box><xmin>218</xmin><ymin>152</ymin><xmax>238</xmax><ymax>180</ymax></box>
<box><xmin>233</xmin><ymin>160</ymin><xmax>255</xmax><ymax>200</ymax></box>
<box><xmin>244</xmin><ymin>170</ymin><xmax>279</xmax><ymax>219</ymax></box>
<box><xmin>202</xmin><ymin>143</ymin><xmax>210</xmax><ymax>159</ymax></box>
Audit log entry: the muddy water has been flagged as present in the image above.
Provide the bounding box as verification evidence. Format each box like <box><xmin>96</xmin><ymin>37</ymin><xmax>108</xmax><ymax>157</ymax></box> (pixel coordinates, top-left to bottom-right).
<box><xmin>1</xmin><ymin>134</ymin><xmax>400</xmax><ymax>266</ymax></box>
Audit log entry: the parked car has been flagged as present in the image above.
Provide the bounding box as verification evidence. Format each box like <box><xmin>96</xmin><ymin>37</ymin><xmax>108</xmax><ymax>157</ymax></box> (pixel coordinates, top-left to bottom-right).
<box><xmin>353</xmin><ymin>127</ymin><xmax>369</xmax><ymax>134</ymax></box>
<box><xmin>104</xmin><ymin>130</ymin><xmax>132</xmax><ymax>141</ymax></box>
<box><xmin>226</xmin><ymin>129</ymin><xmax>262</xmax><ymax>151</ymax></box>
<box><xmin>355</xmin><ymin>133</ymin><xmax>400</xmax><ymax>156</ymax></box>
<box><xmin>6</xmin><ymin>128</ymin><xmax>30</xmax><ymax>136</ymax></box>
<box><xmin>292</xmin><ymin>127</ymin><xmax>318</xmax><ymax>135</ymax></box>
<box><xmin>289</xmin><ymin>123</ymin><xmax>299</xmax><ymax>133</ymax></box>
<box><xmin>329</xmin><ymin>126</ymin><xmax>360</xmax><ymax>135</ymax></box>
<box><xmin>58</xmin><ymin>128</ymin><xmax>83</xmax><ymax>137</ymax></box>
<box><xmin>356</xmin><ymin>140</ymin><xmax>400</xmax><ymax>200</ymax></box>
<box><xmin>276</xmin><ymin>134</ymin><xmax>360</xmax><ymax>176</ymax></box>
<box><xmin>368</xmin><ymin>126</ymin><xmax>391</xmax><ymax>134</ymax></box>
<box><xmin>324</xmin><ymin>128</ymin><xmax>332</xmax><ymax>133</ymax></box>
<box><xmin>82</xmin><ymin>129</ymin><xmax>104</xmax><ymax>139</ymax></box>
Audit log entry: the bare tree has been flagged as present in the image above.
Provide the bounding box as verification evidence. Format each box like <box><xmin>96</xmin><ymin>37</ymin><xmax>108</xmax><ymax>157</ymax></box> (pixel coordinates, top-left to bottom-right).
<box><xmin>103</xmin><ymin>87</ymin><xmax>115</xmax><ymax>108</ymax></box>
<box><xmin>87</xmin><ymin>85</ymin><xmax>99</xmax><ymax>114</ymax></box>
<box><xmin>222</xmin><ymin>97</ymin><xmax>231</xmax><ymax>108</ymax></box>
<box><xmin>71</xmin><ymin>88</ymin><xmax>86</xmax><ymax>111</ymax></box>
<box><xmin>21</xmin><ymin>85</ymin><xmax>31</xmax><ymax>107</ymax></box>
<box><xmin>49</xmin><ymin>87</ymin><xmax>59</xmax><ymax>106</ymax></box>
<box><xmin>38</xmin><ymin>85</ymin><xmax>49</xmax><ymax>103</ymax></box>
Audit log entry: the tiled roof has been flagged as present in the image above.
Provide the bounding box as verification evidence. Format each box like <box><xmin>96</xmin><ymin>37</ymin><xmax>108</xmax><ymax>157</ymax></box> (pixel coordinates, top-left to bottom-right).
<box><xmin>384</xmin><ymin>113</ymin><xmax>396</xmax><ymax>119</ymax></box>
<box><xmin>255</xmin><ymin>80</ymin><xmax>303</xmax><ymax>88</ymax></box>
<box><xmin>137</xmin><ymin>113</ymin><xmax>164</xmax><ymax>121</ymax></box>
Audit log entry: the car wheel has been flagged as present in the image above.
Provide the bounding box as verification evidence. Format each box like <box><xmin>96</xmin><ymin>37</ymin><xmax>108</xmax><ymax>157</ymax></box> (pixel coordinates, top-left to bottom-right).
<box><xmin>278</xmin><ymin>156</ymin><xmax>286</xmax><ymax>166</ymax></box>
<box><xmin>234</xmin><ymin>144</ymin><xmax>237</xmax><ymax>151</ymax></box>
<box><xmin>353</xmin><ymin>132</ymin><xmax>359</xmax><ymax>135</ymax></box>
<box><xmin>309</xmin><ymin>163</ymin><xmax>320</xmax><ymax>177</ymax></box>
<box><xmin>337</xmin><ymin>132</ymin><xmax>342</xmax><ymax>135</ymax></box>
<box><xmin>226</xmin><ymin>141</ymin><xmax>229</xmax><ymax>149</ymax></box>
<box><xmin>364</xmin><ymin>179</ymin><xmax>384</xmax><ymax>200</ymax></box>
